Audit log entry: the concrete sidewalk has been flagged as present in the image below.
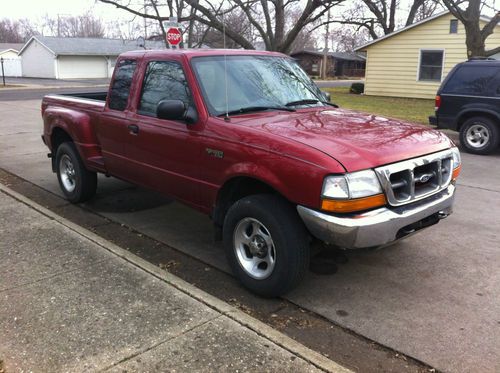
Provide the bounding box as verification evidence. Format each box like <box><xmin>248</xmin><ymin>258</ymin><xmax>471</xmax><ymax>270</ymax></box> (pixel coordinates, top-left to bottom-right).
<box><xmin>0</xmin><ymin>187</ymin><xmax>348</xmax><ymax>373</ymax></box>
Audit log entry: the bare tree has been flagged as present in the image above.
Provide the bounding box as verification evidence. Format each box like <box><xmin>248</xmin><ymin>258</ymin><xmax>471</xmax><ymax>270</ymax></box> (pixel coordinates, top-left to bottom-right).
<box><xmin>441</xmin><ymin>0</ymin><xmax>499</xmax><ymax>57</ymax></box>
<box><xmin>41</xmin><ymin>13</ymin><xmax>105</xmax><ymax>38</ymax></box>
<box><xmin>99</xmin><ymin>0</ymin><xmax>345</xmax><ymax>53</ymax></box>
<box><xmin>335</xmin><ymin>0</ymin><xmax>438</xmax><ymax>39</ymax></box>
<box><xmin>329</xmin><ymin>26</ymin><xmax>369</xmax><ymax>51</ymax></box>
<box><xmin>0</xmin><ymin>19</ymin><xmax>36</xmax><ymax>42</ymax></box>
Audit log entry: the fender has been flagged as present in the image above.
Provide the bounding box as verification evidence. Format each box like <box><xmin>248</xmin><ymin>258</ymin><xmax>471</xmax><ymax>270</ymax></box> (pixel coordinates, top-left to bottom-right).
<box><xmin>43</xmin><ymin>106</ymin><xmax>102</xmax><ymax>167</ymax></box>
<box><xmin>219</xmin><ymin>160</ymin><xmax>325</xmax><ymax>209</ymax></box>
<box><xmin>454</xmin><ymin>106</ymin><xmax>500</xmax><ymax>129</ymax></box>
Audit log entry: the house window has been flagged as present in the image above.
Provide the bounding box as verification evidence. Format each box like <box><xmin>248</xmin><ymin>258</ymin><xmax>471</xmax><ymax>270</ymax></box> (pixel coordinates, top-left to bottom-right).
<box><xmin>450</xmin><ymin>19</ymin><xmax>458</xmax><ymax>34</ymax></box>
<box><xmin>311</xmin><ymin>63</ymin><xmax>319</xmax><ymax>73</ymax></box>
<box><xmin>418</xmin><ymin>50</ymin><xmax>444</xmax><ymax>81</ymax></box>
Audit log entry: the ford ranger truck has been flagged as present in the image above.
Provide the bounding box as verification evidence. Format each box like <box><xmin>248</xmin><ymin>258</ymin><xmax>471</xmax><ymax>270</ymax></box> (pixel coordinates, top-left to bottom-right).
<box><xmin>41</xmin><ymin>50</ymin><xmax>461</xmax><ymax>297</ymax></box>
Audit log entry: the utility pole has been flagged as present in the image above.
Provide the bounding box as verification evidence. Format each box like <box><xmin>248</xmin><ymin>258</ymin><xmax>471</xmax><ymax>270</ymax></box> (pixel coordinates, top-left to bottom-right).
<box><xmin>322</xmin><ymin>9</ymin><xmax>331</xmax><ymax>80</ymax></box>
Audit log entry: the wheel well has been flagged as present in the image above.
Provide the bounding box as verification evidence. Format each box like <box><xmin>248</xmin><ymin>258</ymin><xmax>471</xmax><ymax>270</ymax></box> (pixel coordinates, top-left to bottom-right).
<box><xmin>213</xmin><ymin>177</ymin><xmax>279</xmax><ymax>227</ymax></box>
<box><xmin>457</xmin><ymin>111</ymin><xmax>499</xmax><ymax>132</ymax></box>
<box><xmin>50</xmin><ymin>128</ymin><xmax>73</xmax><ymax>171</ymax></box>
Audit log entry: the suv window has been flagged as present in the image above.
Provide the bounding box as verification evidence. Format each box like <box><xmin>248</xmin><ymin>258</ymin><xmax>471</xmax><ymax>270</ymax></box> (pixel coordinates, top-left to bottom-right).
<box><xmin>443</xmin><ymin>65</ymin><xmax>499</xmax><ymax>95</ymax></box>
<box><xmin>108</xmin><ymin>59</ymin><xmax>137</xmax><ymax>111</ymax></box>
<box><xmin>138</xmin><ymin>61</ymin><xmax>192</xmax><ymax>117</ymax></box>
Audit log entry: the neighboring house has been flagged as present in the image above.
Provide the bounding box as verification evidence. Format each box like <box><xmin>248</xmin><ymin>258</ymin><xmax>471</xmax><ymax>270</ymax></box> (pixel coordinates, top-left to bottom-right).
<box><xmin>18</xmin><ymin>36</ymin><xmax>165</xmax><ymax>79</ymax></box>
<box><xmin>0</xmin><ymin>43</ymin><xmax>23</xmax><ymax>77</ymax></box>
<box><xmin>355</xmin><ymin>11</ymin><xmax>500</xmax><ymax>99</ymax></box>
<box><xmin>290</xmin><ymin>50</ymin><xmax>366</xmax><ymax>78</ymax></box>
<box><xmin>0</xmin><ymin>43</ymin><xmax>23</xmax><ymax>59</ymax></box>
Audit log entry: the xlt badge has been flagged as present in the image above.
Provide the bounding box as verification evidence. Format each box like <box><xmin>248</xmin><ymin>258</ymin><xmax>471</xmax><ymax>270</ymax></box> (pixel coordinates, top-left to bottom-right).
<box><xmin>206</xmin><ymin>148</ymin><xmax>224</xmax><ymax>159</ymax></box>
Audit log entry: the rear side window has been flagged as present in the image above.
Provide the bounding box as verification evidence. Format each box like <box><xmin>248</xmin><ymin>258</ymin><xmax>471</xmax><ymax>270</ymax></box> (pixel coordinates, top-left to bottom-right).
<box><xmin>108</xmin><ymin>59</ymin><xmax>137</xmax><ymax>111</ymax></box>
<box><xmin>138</xmin><ymin>61</ymin><xmax>192</xmax><ymax>117</ymax></box>
<box><xmin>443</xmin><ymin>66</ymin><xmax>499</xmax><ymax>95</ymax></box>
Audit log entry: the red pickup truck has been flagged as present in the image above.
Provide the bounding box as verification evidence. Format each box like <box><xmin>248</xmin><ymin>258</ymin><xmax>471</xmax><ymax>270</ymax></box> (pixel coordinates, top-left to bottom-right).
<box><xmin>42</xmin><ymin>49</ymin><xmax>461</xmax><ymax>297</ymax></box>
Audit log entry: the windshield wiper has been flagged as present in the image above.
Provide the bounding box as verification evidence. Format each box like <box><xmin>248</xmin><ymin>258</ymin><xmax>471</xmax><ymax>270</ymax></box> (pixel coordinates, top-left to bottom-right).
<box><xmin>285</xmin><ymin>99</ymin><xmax>320</xmax><ymax>107</ymax></box>
<box><xmin>286</xmin><ymin>98</ymin><xmax>339</xmax><ymax>108</ymax></box>
<box><xmin>217</xmin><ymin>106</ymin><xmax>295</xmax><ymax>117</ymax></box>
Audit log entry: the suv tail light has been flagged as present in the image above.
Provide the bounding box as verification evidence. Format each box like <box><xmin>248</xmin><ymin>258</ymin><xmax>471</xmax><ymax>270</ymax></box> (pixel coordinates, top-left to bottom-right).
<box><xmin>435</xmin><ymin>95</ymin><xmax>441</xmax><ymax>111</ymax></box>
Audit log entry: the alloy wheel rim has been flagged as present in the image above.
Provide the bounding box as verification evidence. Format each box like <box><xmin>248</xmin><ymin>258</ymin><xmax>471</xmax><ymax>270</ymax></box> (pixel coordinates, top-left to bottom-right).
<box><xmin>60</xmin><ymin>154</ymin><xmax>76</xmax><ymax>193</ymax></box>
<box><xmin>466</xmin><ymin>123</ymin><xmax>490</xmax><ymax>148</ymax></box>
<box><xmin>233</xmin><ymin>217</ymin><xmax>276</xmax><ymax>280</ymax></box>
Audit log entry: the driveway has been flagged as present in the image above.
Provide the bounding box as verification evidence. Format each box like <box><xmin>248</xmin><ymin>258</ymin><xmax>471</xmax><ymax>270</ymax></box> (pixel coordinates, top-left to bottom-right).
<box><xmin>0</xmin><ymin>99</ymin><xmax>499</xmax><ymax>373</ymax></box>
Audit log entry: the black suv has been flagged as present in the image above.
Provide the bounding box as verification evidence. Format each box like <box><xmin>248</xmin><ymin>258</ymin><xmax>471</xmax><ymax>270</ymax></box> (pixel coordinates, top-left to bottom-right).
<box><xmin>430</xmin><ymin>59</ymin><xmax>500</xmax><ymax>155</ymax></box>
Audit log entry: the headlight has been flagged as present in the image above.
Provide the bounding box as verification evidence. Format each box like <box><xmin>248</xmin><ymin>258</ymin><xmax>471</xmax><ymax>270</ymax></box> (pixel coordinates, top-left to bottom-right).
<box><xmin>451</xmin><ymin>147</ymin><xmax>461</xmax><ymax>181</ymax></box>
<box><xmin>321</xmin><ymin>170</ymin><xmax>386</xmax><ymax>213</ymax></box>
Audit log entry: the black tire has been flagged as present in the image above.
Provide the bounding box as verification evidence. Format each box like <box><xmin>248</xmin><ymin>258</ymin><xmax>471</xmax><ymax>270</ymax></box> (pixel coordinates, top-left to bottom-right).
<box><xmin>223</xmin><ymin>194</ymin><xmax>310</xmax><ymax>297</ymax></box>
<box><xmin>459</xmin><ymin>116</ymin><xmax>499</xmax><ymax>155</ymax></box>
<box><xmin>55</xmin><ymin>142</ymin><xmax>97</xmax><ymax>203</ymax></box>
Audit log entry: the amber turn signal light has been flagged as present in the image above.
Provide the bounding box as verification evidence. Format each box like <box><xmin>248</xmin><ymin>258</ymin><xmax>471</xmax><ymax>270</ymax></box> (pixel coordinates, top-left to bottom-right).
<box><xmin>452</xmin><ymin>165</ymin><xmax>461</xmax><ymax>181</ymax></box>
<box><xmin>321</xmin><ymin>194</ymin><xmax>387</xmax><ymax>213</ymax></box>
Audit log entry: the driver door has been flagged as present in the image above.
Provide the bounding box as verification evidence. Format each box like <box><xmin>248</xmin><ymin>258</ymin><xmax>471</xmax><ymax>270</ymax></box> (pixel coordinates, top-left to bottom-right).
<box><xmin>125</xmin><ymin>59</ymin><xmax>205</xmax><ymax>208</ymax></box>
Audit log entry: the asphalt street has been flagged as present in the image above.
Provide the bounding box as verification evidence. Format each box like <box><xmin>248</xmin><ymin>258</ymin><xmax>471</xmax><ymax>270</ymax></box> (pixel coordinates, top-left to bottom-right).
<box><xmin>0</xmin><ymin>97</ymin><xmax>499</xmax><ymax>373</ymax></box>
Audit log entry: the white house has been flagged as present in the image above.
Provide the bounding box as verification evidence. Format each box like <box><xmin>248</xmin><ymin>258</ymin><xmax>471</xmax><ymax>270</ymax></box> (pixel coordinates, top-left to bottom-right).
<box><xmin>18</xmin><ymin>36</ymin><xmax>165</xmax><ymax>79</ymax></box>
<box><xmin>0</xmin><ymin>43</ymin><xmax>23</xmax><ymax>77</ymax></box>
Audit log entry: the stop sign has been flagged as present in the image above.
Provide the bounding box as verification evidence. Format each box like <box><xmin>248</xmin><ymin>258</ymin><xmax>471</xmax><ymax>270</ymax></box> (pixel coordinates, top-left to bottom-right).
<box><xmin>166</xmin><ymin>27</ymin><xmax>182</xmax><ymax>46</ymax></box>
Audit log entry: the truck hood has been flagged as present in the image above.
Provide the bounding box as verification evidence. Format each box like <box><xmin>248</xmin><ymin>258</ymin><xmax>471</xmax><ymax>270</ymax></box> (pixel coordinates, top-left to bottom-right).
<box><xmin>231</xmin><ymin>108</ymin><xmax>454</xmax><ymax>172</ymax></box>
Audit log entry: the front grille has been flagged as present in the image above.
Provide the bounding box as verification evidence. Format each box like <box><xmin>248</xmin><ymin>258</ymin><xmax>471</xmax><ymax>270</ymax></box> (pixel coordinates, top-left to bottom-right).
<box><xmin>375</xmin><ymin>150</ymin><xmax>454</xmax><ymax>206</ymax></box>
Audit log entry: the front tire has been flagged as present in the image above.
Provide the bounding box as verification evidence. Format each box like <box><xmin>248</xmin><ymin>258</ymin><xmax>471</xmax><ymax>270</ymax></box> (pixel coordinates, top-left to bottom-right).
<box><xmin>460</xmin><ymin>117</ymin><xmax>499</xmax><ymax>155</ymax></box>
<box><xmin>56</xmin><ymin>142</ymin><xmax>97</xmax><ymax>203</ymax></box>
<box><xmin>223</xmin><ymin>194</ymin><xmax>310</xmax><ymax>297</ymax></box>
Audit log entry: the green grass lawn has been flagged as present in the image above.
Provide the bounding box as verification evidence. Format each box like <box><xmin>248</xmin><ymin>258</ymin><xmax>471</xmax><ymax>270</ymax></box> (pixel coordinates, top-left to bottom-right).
<box><xmin>324</xmin><ymin>87</ymin><xmax>434</xmax><ymax>125</ymax></box>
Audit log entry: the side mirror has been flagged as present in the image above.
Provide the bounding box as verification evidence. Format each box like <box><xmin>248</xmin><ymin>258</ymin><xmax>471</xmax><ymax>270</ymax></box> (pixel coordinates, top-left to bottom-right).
<box><xmin>157</xmin><ymin>100</ymin><xmax>186</xmax><ymax>121</ymax></box>
<box><xmin>321</xmin><ymin>91</ymin><xmax>331</xmax><ymax>102</ymax></box>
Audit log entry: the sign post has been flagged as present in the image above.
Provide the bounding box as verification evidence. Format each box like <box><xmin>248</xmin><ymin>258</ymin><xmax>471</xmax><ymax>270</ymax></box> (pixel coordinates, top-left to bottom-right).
<box><xmin>0</xmin><ymin>58</ymin><xmax>5</xmax><ymax>87</ymax></box>
<box><xmin>166</xmin><ymin>27</ymin><xmax>182</xmax><ymax>47</ymax></box>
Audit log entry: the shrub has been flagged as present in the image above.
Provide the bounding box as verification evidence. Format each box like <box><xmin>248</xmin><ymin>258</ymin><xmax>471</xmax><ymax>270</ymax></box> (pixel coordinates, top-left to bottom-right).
<box><xmin>350</xmin><ymin>82</ymin><xmax>365</xmax><ymax>94</ymax></box>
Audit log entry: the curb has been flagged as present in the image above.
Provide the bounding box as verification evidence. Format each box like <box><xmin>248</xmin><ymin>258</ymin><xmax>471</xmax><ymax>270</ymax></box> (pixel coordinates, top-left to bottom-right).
<box><xmin>0</xmin><ymin>182</ymin><xmax>352</xmax><ymax>373</ymax></box>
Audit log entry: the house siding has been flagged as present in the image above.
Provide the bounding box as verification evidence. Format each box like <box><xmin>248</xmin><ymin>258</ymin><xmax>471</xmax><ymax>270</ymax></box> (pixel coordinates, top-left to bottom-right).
<box><xmin>0</xmin><ymin>50</ymin><xmax>19</xmax><ymax>59</ymax></box>
<box><xmin>21</xmin><ymin>39</ymin><xmax>56</xmax><ymax>78</ymax></box>
<box><xmin>361</xmin><ymin>13</ymin><xmax>500</xmax><ymax>99</ymax></box>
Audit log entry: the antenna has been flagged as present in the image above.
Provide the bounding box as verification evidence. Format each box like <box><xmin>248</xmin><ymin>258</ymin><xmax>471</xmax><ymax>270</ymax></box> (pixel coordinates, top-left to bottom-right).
<box><xmin>222</xmin><ymin>5</ymin><xmax>230</xmax><ymax>121</ymax></box>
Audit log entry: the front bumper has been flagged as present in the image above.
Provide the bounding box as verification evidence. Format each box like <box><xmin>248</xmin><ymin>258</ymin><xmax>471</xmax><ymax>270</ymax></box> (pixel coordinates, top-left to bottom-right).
<box><xmin>297</xmin><ymin>185</ymin><xmax>455</xmax><ymax>249</ymax></box>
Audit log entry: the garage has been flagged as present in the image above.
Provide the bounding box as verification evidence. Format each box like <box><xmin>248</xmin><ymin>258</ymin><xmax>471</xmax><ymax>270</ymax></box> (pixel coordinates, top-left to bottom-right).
<box><xmin>18</xmin><ymin>36</ymin><xmax>164</xmax><ymax>79</ymax></box>
<box><xmin>57</xmin><ymin>55</ymin><xmax>108</xmax><ymax>79</ymax></box>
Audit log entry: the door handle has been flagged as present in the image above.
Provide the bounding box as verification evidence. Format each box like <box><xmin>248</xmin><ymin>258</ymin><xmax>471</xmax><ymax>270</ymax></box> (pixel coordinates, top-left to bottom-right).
<box><xmin>128</xmin><ymin>124</ymin><xmax>139</xmax><ymax>134</ymax></box>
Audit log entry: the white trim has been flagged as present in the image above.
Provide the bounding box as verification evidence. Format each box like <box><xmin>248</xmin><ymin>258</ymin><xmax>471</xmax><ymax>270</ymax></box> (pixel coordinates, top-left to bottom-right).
<box><xmin>18</xmin><ymin>36</ymin><xmax>56</xmax><ymax>56</ymax></box>
<box><xmin>417</xmin><ymin>48</ymin><xmax>445</xmax><ymax>82</ymax></box>
<box><xmin>54</xmin><ymin>57</ymin><xmax>59</xmax><ymax>79</ymax></box>
<box><xmin>355</xmin><ymin>11</ymin><xmax>498</xmax><ymax>51</ymax></box>
<box><xmin>0</xmin><ymin>48</ymin><xmax>19</xmax><ymax>55</ymax></box>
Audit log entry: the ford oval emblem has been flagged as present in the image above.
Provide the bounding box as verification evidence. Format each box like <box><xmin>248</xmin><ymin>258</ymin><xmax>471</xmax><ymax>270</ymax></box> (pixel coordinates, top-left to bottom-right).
<box><xmin>418</xmin><ymin>174</ymin><xmax>432</xmax><ymax>183</ymax></box>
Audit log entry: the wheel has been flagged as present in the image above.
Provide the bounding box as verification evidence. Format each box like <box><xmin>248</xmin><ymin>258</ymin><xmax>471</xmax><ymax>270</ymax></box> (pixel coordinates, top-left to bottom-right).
<box><xmin>223</xmin><ymin>194</ymin><xmax>310</xmax><ymax>297</ymax></box>
<box><xmin>459</xmin><ymin>116</ymin><xmax>499</xmax><ymax>155</ymax></box>
<box><xmin>55</xmin><ymin>142</ymin><xmax>97</xmax><ymax>203</ymax></box>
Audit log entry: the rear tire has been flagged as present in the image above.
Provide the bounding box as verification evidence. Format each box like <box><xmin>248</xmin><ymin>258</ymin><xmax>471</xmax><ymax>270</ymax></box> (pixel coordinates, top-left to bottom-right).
<box><xmin>223</xmin><ymin>194</ymin><xmax>310</xmax><ymax>297</ymax></box>
<box><xmin>459</xmin><ymin>116</ymin><xmax>499</xmax><ymax>155</ymax></box>
<box><xmin>56</xmin><ymin>142</ymin><xmax>97</xmax><ymax>203</ymax></box>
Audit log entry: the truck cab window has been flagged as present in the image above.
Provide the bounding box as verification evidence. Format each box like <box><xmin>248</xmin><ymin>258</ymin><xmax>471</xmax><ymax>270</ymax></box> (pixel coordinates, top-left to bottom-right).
<box><xmin>138</xmin><ymin>61</ymin><xmax>193</xmax><ymax>117</ymax></box>
<box><xmin>108</xmin><ymin>59</ymin><xmax>137</xmax><ymax>111</ymax></box>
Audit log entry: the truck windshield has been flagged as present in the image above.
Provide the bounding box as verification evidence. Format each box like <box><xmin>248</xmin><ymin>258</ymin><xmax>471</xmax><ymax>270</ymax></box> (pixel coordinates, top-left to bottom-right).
<box><xmin>191</xmin><ymin>55</ymin><xmax>325</xmax><ymax>116</ymax></box>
